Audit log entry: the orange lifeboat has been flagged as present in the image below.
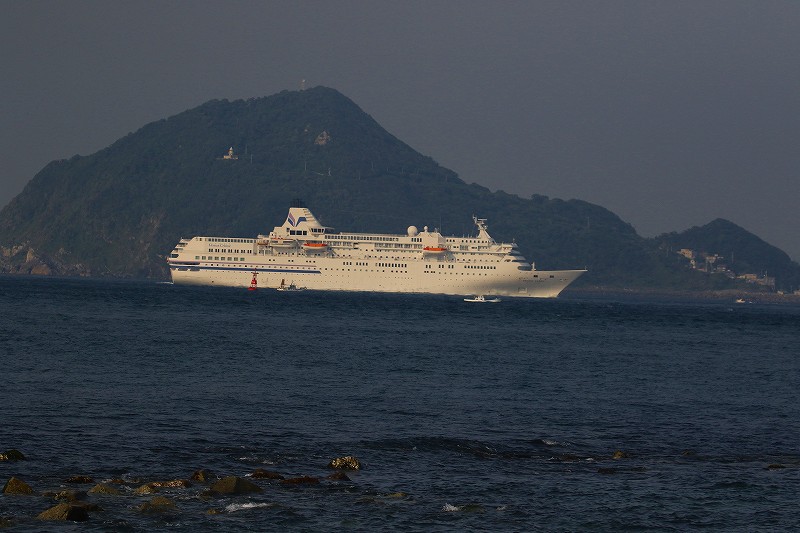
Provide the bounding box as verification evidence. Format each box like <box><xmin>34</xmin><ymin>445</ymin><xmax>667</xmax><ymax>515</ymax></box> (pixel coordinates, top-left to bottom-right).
<box><xmin>423</xmin><ymin>246</ymin><xmax>448</xmax><ymax>255</ymax></box>
<box><xmin>303</xmin><ymin>242</ymin><xmax>328</xmax><ymax>252</ymax></box>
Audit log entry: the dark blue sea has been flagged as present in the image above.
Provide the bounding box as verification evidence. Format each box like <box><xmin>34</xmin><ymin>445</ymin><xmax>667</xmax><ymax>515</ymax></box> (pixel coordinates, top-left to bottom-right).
<box><xmin>2</xmin><ymin>276</ymin><xmax>799</xmax><ymax>530</ymax></box>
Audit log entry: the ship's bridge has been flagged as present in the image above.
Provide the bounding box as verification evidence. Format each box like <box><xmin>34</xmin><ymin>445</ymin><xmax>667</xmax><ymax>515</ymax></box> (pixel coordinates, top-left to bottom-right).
<box><xmin>272</xmin><ymin>206</ymin><xmax>333</xmax><ymax>237</ymax></box>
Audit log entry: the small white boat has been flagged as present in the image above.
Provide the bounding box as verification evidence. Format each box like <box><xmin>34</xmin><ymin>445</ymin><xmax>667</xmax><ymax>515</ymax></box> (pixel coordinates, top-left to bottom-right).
<box><xmin>277</xmin><ymin>279</ymin><xmax>304</xmax><ymax>292</ymax></box>
<box><xmin>464</xmin><ymin>295</ymin><xmax>501</xmax><ymax>303</ymax></box>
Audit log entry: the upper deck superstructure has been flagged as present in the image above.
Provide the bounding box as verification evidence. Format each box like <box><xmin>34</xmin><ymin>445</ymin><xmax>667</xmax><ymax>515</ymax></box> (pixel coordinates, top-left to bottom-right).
<box><xmin>167</xmin><ymin>204</ymin><xmax>586</xmax><ymax>297</ymax></box>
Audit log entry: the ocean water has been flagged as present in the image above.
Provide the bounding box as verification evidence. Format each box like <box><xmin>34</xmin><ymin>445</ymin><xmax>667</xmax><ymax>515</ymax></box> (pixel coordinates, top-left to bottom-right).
<box><xmin>1</xmin><ymin>275</ymin><xmax>799</xmax><ymax>530</ymax></box>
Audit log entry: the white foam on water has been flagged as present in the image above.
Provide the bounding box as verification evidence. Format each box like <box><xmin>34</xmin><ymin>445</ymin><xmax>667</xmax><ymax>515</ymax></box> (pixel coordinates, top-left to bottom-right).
<box><xmin>442</xmin><ymin>503</ymin><xmax>461</xmax><ymax>512</ymax></box>
<box><xmin>225</xmin><ymin>502</ymin><xmax>275</xmax><ymax>513</ymax></box>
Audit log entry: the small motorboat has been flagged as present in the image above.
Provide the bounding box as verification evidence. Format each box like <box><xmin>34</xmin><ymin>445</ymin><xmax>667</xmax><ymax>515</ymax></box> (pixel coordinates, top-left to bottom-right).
<box><xmin>277</xmin><ymin>279</ymin><xmax>304</xmax><ymax>292</ymax></box>
<box><xmin>464</xmin><ymin>295</ymin><xmax>501</xmax><ymax>303</ymax></box>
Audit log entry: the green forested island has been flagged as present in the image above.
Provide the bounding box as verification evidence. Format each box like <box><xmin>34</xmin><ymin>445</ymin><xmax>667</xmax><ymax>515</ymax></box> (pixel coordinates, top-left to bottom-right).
<box><xmin>1</xmin><ymin>86</ymin><xmax>798</xmax><ymax>293</ymax></box>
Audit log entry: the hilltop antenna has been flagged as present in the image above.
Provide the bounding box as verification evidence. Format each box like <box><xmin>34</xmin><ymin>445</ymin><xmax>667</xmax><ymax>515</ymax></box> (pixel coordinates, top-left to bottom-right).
<box><xmin>300</xmin><ymin>79</ymin><xmax>306</xmax><ymax>91</ymax></box>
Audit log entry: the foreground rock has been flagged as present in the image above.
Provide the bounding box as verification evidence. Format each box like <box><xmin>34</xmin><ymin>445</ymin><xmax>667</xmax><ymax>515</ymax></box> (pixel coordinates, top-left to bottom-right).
<box><xmin>251</xmin><ymin>468</ymin><xmax>284</xmax><ymax>480</ymax></box>
<box><xmin>37</xmin><ymin>503</ymin><xmax>89</xmax><ymax>522</ymax></box>
<box><xmin>133</xmin><ymin>484</ymin><xmax>159</xmax><ymax>495</ymax></box>
<box><xmin>328</xmin><ymin>456</ymin><xmax>362</xmax><ymax>470</ymax></box>
<box><xmin>87</xmin><ymin>483</ymin><xmax>120</xmax><ymax>495</ymax></box>
<box><xmin>0</xmin><ymin>449</ymin><xmax>25</xmax><ymax>461</ymax></box>
<box><xmin>3</xmin><ymin>477</ymin><xmax>34</xmax><ymax>495</ymax></box>
<box><xmin>191</xmin><ymin>469</ymin><xmax>214</xmax><ymax>482</ymax></box>
<box><xmin>53</xmin><ymin>489</ymin><xmax>88</xmax><ymax>502</ymax></box>
<box><xmin>150</xmin><ymin>479</ymin><xmax>191</xmax><ymax>488</ymax></box>
<box><xmin>137</xmin><ymin>496</ymin><xmax>177</xmax><ymax>513</ymax></box>
<box><xmin>209</xmin><ymin>476</ymin><xmax>262</xmax><ymax>495</ymax></box>
<box><xmin>64</xmin><ymin>475</ymin><xmax>94</xmax><ymax>484</ymax></box>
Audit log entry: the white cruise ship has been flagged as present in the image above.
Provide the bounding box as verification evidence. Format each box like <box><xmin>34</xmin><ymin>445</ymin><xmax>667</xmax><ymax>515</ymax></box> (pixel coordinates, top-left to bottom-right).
<box><xmin>167</xmin><ymin>203</ymin><xmax>586</xmax><ymax>297</ymax></box>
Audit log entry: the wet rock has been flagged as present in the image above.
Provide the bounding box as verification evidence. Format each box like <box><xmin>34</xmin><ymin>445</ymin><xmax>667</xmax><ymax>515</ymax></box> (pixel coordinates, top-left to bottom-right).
<box><xmin>328</xmin><ymin>456</ymin><xmax>362</xmax><ymax>470</ymax></box>
<box><xmin>767</xmin><ymin>463</ymin><xmax>786</xmax><ymax>470</ymax></box>
<box><xmin>87</xmin><ymin>483</ymin><xmax>120</xmax><ymax>495</ymax></box>
<box><xmin>137</xmin><ymin>496</ymin><xmax>176</xmax><ymax>513</ymax></box>
<box><xmin>0</xmin><ymin>516</ymin><xmax>13</xmax><ymax>527</ymax></box>
<box><xmin>133</xmin><ymin>484</ymin><xmax>158</xmax><ymax>495</ymax></box>
<box><xmin>54</xmin><ymin>489</ymin><xmax>88</xmax><ymax>502</ymax></box>
<box><xmin>64</xmin><ymin>475</ymin><xmax>94</xmax><ymax>484</ymax></box>
<box><xmin>72</xmin><ymin>501</ymin><xmax>103</xmax><ymax>512</ymax></box>
<box><xmin>681</xmin><ymin>450</ymin><xmax>696</xmax><ymax>457</ymax></box>
<box><xmin>326</xmin><ymin>471</ymin><xmax>351</xmax><ymax>481</ymax></box>
<box><xmin>2</xmin><ymin>477</ymin><xmax>34</xmax><ymax>495</ymax></box>
<box><xmin>209</xmin><ymin>476</ymin><xmax>262</xmax><ymax>495</ymax></box>
<box><xmin>612</xmin><ymin>450</ymin><xmax>630</xmax><ymax>460</ymax></box>
<box><xmin>36</xmin><ymin>503</ymin><xmax>89</xmax><ymax>522</ymax></box>
<box><xmin>191</xmin><ymin>469</ymin><xmax>214</xmax><ymax>482</ymax></box>
<box><xmin>460</xmin><ymin>503</ymin><xmax>486</xmax><ymax>513</ymax></box>
<box><xmin>0</xmin><ymin>449</ymin><xmax>25</xmax><ymax>462</ymax></box>
<box><xmin>386</xmin><ymin>492</ymin><xmax>408</xmax><ymax>499</ymax></box>
<box><xmin>281</xmin><ymin>476</ymin><xmax>320</xmax><ymax>485</ymax></box>
<box><xmin>150</xmin><ymin>479</ymin><xmax>191</xmax><ymax>488</ymax></box>
<box><xmin>206</xmin><ymin>508</ymin><xmax>225</xmax><ymax>515</ymax></box>
<box><xmin>251</xmin><ymin>468</ymin><xmax>284</xmax><ymax>480</ymax></box>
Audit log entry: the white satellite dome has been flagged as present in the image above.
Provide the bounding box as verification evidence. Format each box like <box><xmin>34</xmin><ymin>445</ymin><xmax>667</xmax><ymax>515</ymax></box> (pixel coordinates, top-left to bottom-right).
<box><xmin>407</xmin><ymin>225</ymin><xmax>419</xmax><ymax>237</ymax></box>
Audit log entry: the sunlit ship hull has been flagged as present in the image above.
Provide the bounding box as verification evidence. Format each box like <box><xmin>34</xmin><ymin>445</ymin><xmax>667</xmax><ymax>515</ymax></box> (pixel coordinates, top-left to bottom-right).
<box><xmin>168</xmin><ymin>204</ymin><xmax>586</xmax><ymax>298</ymax></box>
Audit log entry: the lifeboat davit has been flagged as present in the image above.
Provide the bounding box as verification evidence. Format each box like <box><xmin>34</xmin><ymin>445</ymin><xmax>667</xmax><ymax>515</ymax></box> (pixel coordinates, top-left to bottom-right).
<box><xmin>270</xmin><ymin>237</ymin><xmax>297</xmax><ymax>248</ymax></box>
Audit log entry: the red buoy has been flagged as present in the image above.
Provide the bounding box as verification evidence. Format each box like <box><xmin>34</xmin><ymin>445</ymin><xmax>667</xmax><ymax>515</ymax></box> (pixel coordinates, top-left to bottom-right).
<box><xmin>248</xmin><ymin>269</ymin><xmax>258</xmax><ymax>291</ymax></box>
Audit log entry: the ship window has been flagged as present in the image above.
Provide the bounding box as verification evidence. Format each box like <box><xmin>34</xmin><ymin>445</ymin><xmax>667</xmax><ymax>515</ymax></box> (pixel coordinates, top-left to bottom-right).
<box><xmin>170</xmin><ymin>253</ymin><xmax>179</xmax><ymax>258</ymax></box>
<box><xmin>195</xmin><ymin>256</ymin><xmax>199</xmax><ymax>260</ymax></box>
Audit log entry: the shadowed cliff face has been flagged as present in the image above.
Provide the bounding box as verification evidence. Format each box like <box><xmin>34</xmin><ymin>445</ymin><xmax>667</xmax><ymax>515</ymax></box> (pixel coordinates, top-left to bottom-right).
<box><xmin>0</xmin><ymin>86</ymin><xmax>796</xmax><ymax>289</ymax></box>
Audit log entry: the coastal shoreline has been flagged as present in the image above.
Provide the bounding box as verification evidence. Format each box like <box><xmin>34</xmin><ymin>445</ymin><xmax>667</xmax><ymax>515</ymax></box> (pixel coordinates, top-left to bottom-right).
<box><xmin>565</xmin><ymin>286</ymin><xmax>800</xmax><ymax>304</ymax></box>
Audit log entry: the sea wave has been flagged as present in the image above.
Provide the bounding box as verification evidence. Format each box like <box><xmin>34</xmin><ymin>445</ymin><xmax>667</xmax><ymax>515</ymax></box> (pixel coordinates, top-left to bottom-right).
<box><xmin>225</xmin><ymin>502</ymin><xmax>276</xmax><ymax>513</ymax></box>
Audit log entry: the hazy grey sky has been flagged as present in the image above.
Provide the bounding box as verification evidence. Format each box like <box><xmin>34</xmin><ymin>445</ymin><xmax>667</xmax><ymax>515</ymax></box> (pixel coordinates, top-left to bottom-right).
<box><xmin>2</xmin><ymin>1</ymin><xmax>799</xmax><ymax>259</ymax></box>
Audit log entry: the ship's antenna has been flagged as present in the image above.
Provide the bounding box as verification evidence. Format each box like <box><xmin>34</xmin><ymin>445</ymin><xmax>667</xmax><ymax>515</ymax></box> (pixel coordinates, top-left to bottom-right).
<box><xmin>300</xmin><ymin>79</ymin><xmax>306</xmax><ymax>91</ymax></box>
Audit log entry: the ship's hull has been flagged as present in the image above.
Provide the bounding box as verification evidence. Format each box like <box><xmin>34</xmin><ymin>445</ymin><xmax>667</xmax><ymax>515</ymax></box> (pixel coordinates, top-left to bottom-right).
<box><xmin>169</xmin><ymin>258</ymin><xmax>584</xmax><ymax>298</ymax></box>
